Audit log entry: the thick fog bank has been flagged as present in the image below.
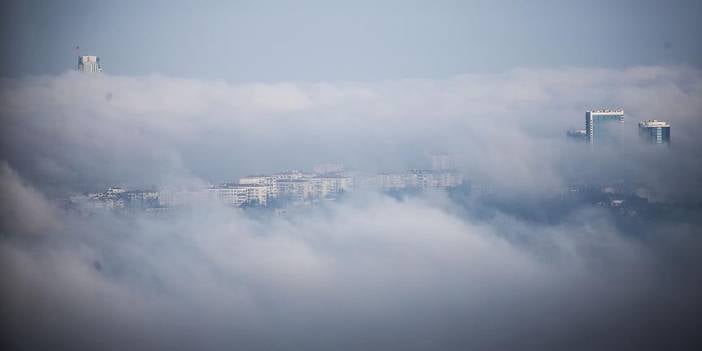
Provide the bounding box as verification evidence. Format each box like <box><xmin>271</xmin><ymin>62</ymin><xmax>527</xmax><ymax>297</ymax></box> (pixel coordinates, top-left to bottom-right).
<box><xmin>1</xmin><ymin>66</ymin><xmax>701</xmax><ymax>199</ymax></box>
<box><xmin>2</xmin><ymin>163</ymin><xmax>701</xmax><ymax>350</ymax></box>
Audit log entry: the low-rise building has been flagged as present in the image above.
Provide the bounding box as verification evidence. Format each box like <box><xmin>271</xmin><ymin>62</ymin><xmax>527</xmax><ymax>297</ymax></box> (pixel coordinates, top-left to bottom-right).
<box><xmin>208</xmin><ymin>184</ymin><xmax>248</xmax><ymax>207</ymax></box>
<box><xmin>239</xmin><ymin>175</ymin><xmax>278</xmax><ymax>198</ymax></box>
<box><xmin>209</xmin><ymin>183</ymin><xmax>271</xmax><ymax>207</ymax></box>
<box><xmin>125</xmin><ymin>190</ymin><xmax>159</xmax><ymax>208</ymax></box>
<box><xmin>311</xmin><ymin>175</ymin><xmax>353</xmax><ymax>198</ymax></box>
<box><xmin>276</xmin><ymin>179</ymin><xmax>315</xmax><ymax>202</ymax></box>
<box><xmin>377</xmin><ymin>173</ymin><xmax>409</xmax><ymax>190</ymax></box>
<box><xmin>379</xmin><ymin>170</ymin><xmax>462</xmax><ymax>190</ymax></box>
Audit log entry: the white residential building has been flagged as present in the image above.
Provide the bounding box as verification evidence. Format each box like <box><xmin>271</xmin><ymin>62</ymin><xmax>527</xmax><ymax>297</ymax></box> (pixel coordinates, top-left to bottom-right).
<box><xmin>125</xmin><ymin>190</ymin><xmax>159</xmax><ymax>208</ymax></box>
<box><xmin>272</xmin><ymin>170</ymin><xmax>312</xmax><ymax>181</ymax></box>
<box><xmin>377</xmin><ymin>173</ymin><xmax>409</xmax><ymax>189</ymax></box>
<box><xmin>240</xmin><ymin>184</ymin><xmax>270</xmax><ymax>206</ymax></box>
<box><xmin>276</xmin><ymin>179</ymin><xmax>315</xmax><ymax>202</ymax></box>
<box><xmin>348</xmin><ymin>171</ymin><xmax>379</xmax><ymax>189</ymax></box>
<box><xmin>378</xmin><ymin>170</ymin><xmax>462</xmax><ymax>190</ymax></box>
<box><xmin>208</xmin><ymin>185</ymin><xmax>248</xmax><ymax>207</ymax></box>
<box><xmin>433</xmin><ymin>171</ymin><xmax>463</xmax><ymax>188</ymax></box>
<box><xmin>239</xmin><ymin>175</ymin><xmax>278</xmax><ymax>197</ymax></box>
<box><xmin>208</xmin><ymin>184</ymin><xmax>270</xmax><ymax>207</ymax></box>
<box><xmin>78</xmin><ymin>55</ymin><xmax>102</xmax><ymax>73</ymax></box>
<box><xmin>311</xmin><ymin>175</ymin><xmax>353</xmax><ymax>198</ymax></box>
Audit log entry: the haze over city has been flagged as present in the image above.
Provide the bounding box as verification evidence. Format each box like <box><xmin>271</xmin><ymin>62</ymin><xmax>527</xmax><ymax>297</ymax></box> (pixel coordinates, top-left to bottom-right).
<box><xmin>1</xmin><ymin>1</ymin><xmax>702</xmax><ymax>350</ymax></box>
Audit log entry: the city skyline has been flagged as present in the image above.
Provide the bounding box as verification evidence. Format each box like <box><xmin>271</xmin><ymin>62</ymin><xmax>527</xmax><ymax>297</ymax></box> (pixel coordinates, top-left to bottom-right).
<box><xmin>72</xmin><ymin>52</ymin><xmax>674</xmax><ymax>151</ymax></box>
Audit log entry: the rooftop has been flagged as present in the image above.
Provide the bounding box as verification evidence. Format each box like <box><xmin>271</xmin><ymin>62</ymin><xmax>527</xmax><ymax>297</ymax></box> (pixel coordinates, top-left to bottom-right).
<box><xmin>311</xmin><ymin>175</ymin><xmax>351</xmax><ymax>179</ymax></box>
<box><xmin>589</xmin><ymin>109</ymin><xmax>624</xmax><ymax>114</ymax></box>
<box><xmin>79</xmin><ymin>55</ymin><xmax>99</xmax><ymax>61</ymax></box>
<box><xmin>639</xmin><ymin>120</ymin><xmax>670</xmax><ymax>127</ymax></box>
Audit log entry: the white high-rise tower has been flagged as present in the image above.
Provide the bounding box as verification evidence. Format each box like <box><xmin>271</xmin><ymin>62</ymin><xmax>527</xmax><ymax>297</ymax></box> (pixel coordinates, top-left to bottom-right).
<box><xmin>78</xmin><ymin>55</ymin><xmax>102</xmax><ymax>73</ymax></box>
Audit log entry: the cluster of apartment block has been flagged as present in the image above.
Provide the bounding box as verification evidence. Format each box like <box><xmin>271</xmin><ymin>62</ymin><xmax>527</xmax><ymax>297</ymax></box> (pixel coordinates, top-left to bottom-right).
<box><xmin>208</xmin><ymin>170</ymin><xmax>353</xmax><ymax>207</ymax></box>
<box><xmin>198</xmin><ymin>169</ymin><xmax>463</xmax><ymax>208</ymax></box>
<box><xmin>75</xmin><ymin>186</ymin><xmax>159</xmax><ymax>210</ymax></box>
<box><xmin>376</xmin><ymin>169</ymin><xmax>463</xmax><ymax>190</ymax></box>
<box><xmin>76</xmin><ymin>158</ymin><xmax>464</xmax><ymax>211</ymax></box>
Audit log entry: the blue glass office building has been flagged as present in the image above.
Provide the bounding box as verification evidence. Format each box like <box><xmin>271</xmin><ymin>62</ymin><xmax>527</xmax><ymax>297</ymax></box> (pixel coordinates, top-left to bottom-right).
<box><xmin>638</xmin><ymin>120</ymin><xmax>671</xmax><ymax>145</ymax></box>
<box><xmin>585</xmin><ymin>110</ymin><xmax>625</xmax><ymax>144</ymax></box>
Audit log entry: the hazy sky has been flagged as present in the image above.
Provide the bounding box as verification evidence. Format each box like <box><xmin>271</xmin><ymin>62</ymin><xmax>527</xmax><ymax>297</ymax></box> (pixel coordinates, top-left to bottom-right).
<box><xmin>2</xmin><ymin>0</ymin><xmax>702</xmax><ymax>81</ymax></box>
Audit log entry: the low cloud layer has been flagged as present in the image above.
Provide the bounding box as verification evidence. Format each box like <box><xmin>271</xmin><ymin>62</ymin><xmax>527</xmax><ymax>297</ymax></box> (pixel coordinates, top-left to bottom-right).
<box><xmin>1</xmin><ymin>66</ymin><xmax>702</xmax><ymax>349</ymax></box>
<box><xmin>2</xmin><ymin>66</ymin><xmax>701</xmax><ymax>196</ymax></box>
<box><xmin>1</xmin><ymin>163</ymin><xmax>701</xmax><ymax>350</ymax></box>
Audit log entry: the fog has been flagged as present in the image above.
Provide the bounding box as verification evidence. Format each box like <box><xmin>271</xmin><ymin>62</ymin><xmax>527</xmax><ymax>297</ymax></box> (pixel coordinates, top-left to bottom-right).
<box><xmin>1</xmin><ymin>66</ymin><xmax>702</xmax><ymax>350</ymax></box>
<box><xmin>2</xmin><ymin>66</ymin><xmax>701</xmax><ymax>196</ymax></box>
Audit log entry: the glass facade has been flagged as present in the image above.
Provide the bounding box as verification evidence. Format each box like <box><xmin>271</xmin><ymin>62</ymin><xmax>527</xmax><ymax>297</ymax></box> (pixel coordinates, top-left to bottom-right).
<box><xmin>638</xmin><ymin>124</ymin><xmax>671</xmax><ymax>145</ymax></box>
<box><xmin>585</xmin><ymin>111</ymin><xmax>625</xmax><ymax>144</ymax></box>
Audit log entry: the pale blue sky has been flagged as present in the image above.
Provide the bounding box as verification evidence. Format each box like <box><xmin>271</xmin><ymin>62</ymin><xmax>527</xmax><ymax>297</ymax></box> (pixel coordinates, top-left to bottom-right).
<box><xmin>1</xmin><ymin>0</ymin><xmax>701</xmax><ymax>81</ymax></box>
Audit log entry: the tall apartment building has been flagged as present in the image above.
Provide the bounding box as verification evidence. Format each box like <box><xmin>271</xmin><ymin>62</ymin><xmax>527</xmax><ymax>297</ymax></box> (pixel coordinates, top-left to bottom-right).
<box><xmin>638</xmin><ymin>120</ymin><xmax>671</xmax><ymax>145</ymax></box>
<box><xmin>585</xmin><ymin>109</ymin><xmax>624</xmax><ymax>144</ymax></box>
<box><xmin>78</xmin><ymin>55</ymin><xmax>102</xmax><ymax>73</ymax></box>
